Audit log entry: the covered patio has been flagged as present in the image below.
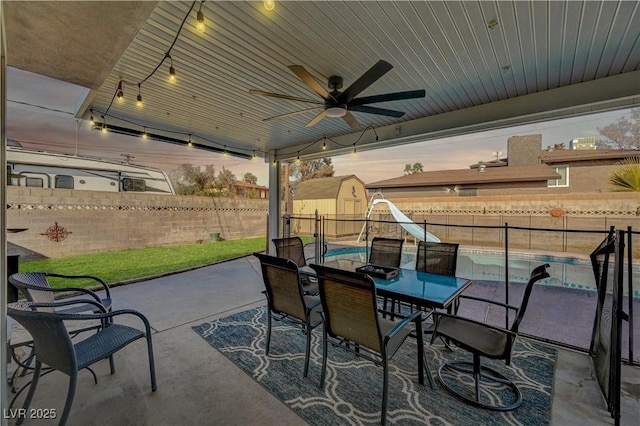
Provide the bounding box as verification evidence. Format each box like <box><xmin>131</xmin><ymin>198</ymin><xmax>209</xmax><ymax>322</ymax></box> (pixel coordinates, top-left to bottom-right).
<box><xmin>4</xmin><ymin>256</ymin><xmax>639</xmax><ymax>425</ymax></box>
<box><xmin>1</xmin><ymin>1</ymin><xmax>640</xmax><ymax>424</ymax></box>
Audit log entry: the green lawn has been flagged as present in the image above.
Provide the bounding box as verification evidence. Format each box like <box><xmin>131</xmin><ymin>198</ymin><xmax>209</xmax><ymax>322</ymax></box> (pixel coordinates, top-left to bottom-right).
<box><xmin>19</xmin><ymin>237</ymin><xmax>269</xmax><ymax>288</ymax></box>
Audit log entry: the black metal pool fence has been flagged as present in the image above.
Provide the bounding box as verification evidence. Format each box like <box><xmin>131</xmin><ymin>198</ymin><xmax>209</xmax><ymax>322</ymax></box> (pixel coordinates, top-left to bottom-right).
<box><xmin>281</xmin><ymin>213</ymin><xmax>637</xmax><ymax>362</ymax></box>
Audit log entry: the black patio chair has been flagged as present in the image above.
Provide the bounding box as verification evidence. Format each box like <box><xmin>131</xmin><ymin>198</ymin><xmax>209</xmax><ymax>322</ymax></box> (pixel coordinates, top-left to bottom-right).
<box><xmin>272</xmin><ymin>236</ymin><xmax>327</xmax><ymax>295</ymax></box>
<box><xmin>415</xmin><ymin>241</ymin><xmax>459</xmax><ymax>276</ymax></box>
<box><xmin>369</xmin><ymin>237</ymin><xmax>404</xmax><ymax>268</ymax></box>
<box><xmin>310</xmin><ymin>264</ymin><xmax>429</xmax><ymax>426</ymax></box>
<box><xmin>369</xmin><ymin>237</ymin><xmax>404</xmax><ymax>317</ymax></box>
<box><xmin>253</xmin><ymin>252</ymin><xmax>323</xmax><ymax>377</ymax></box>
<box><xmin>430</xmin><ymin>263</ymin><xmax>550</xmax><ymax>411</ymax></box>
<box><xmin>7</xmin><ymin>300</ymin><xmax>157</xmax><ymax>426</ymax></box>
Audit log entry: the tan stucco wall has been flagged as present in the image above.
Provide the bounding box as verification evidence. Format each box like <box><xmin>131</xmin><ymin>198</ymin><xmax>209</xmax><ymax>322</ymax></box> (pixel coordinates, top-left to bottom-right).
<box><xmin>6</xmin><ymin>187</ymin><xmax>268</xmax><ymax>259</ymax></box>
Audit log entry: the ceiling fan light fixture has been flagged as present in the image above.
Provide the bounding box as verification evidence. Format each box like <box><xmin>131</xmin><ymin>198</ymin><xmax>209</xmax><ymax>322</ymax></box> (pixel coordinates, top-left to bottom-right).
<box><xmin>326</xmin><ymin>106</ymin><xmax>346</xmax><ymax>118</ymax></box>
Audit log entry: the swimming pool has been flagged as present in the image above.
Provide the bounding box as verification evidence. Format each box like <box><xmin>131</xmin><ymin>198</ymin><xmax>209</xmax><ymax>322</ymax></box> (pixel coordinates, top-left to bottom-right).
<box><xmin>324</xmin><ymin>246</ymin><xmax>640</xmax><ymax>298</ymax></box>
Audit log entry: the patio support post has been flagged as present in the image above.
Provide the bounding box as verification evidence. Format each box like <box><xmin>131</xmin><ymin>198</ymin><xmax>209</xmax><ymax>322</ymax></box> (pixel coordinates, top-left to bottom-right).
<box><xmin>628</xmin><ymin>226</ymin><xmax>634</xmax><ymax>364</ymax></box>
<box><xmin>267</xmin><ymin>155</ymin><xmax>282</xmax><ymax>256</ymax></box>
<box><xmin>504</xmin><ymin>222</ymin><xmax>510</xmax><ymax>329</ymax></box>
<box><xmin>0</xmin><ymin>3</ymin><xmax>9</xmax><ymax>422</ymax></box>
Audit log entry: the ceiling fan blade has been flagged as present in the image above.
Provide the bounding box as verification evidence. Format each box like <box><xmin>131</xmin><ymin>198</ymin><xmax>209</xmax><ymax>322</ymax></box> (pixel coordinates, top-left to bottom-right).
<box><xmin>262</xmin><ymin>106</ymin><xmax>323</xmax><ymax>122</ymax></box>
<box><xmin>305</xmin><ymin>109</ymin><xmax>329</xmax><ymax>128</ymax></box>
<box><xmin>350</xmin><ymin>89</ymin><xmax>426</xmax><ymax>106</ymax></box>
<box><xmin>337</xmin><ymin>60</ymin><xmax>393</xmax><ymax>104</ymax></box>
<box><xmin>342</xmin><ymin>111</ymin><xmax>361</xmax><ymax>129</ymax></box>
<box><xmin>249</xmin><ymin>90</ymin><xmax>324</xmax><ymax>104</ymax></box>
<box><xmin>288</xmin><ymin>65</ymin><xmax>336</xmax><ymax>102</ymax></box>
<box><xmin>349</xmin><ymin>105</ymin><xmax>406</xmax><ymax>118</ymax></box>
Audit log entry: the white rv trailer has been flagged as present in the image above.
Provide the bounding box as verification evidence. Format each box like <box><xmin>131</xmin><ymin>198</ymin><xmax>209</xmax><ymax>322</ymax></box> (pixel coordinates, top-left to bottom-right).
<box><xmin>6</xmin><ymin>142</ymin><xmax>176</xmax><ymax>195</ymax></box>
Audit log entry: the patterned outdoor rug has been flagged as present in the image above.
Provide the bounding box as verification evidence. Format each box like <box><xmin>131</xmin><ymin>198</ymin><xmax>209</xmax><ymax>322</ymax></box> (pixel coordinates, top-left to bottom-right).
<box><xmin>193</xmin><ymin>307</ymin><xmax>556</xmax><ymax>425</ymax></box>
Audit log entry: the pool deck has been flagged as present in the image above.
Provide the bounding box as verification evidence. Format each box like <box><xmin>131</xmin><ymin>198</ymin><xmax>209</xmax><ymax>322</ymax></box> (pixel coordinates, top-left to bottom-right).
<box><xmin>6</xmin><ymin>255</ymin><xmax>640</xmax><ymax>425</ymax></box>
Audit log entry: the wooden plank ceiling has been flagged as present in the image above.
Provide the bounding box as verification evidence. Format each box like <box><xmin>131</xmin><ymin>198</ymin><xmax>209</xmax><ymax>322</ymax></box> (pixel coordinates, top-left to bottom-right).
<box><xmin>6</xmin><ymin>1</ymin><xmax>640</xmax><ymax>160</ymax></box>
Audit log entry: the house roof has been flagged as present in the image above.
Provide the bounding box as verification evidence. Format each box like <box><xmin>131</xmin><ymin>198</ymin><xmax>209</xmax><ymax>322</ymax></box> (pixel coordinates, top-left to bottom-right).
<box><xmin>366</xmin><ymin>164</ymin><xmax>560</xmax><ymax>189</ymax></box>
<box><xmin>539</xmin><ymin>149</ymin><xmax>640</xmax><ymax>164</ymax></box>
<box><xmin>294</xmin><ymin>175</ymin><xmax>363</xmax><ymax>200</ymax></box>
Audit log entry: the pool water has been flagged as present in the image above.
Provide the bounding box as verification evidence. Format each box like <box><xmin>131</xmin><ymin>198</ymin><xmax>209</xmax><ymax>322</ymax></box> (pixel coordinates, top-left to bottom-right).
<box><xmin>324</xmin><ymin>246</ymin><xmax>640</xmax><ymax>298</ymax></box>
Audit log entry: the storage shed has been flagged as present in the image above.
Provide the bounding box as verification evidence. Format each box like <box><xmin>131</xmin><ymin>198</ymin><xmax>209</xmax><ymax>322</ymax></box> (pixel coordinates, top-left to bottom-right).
<box><xmin>293</xmin><ymin>175</ymin><xmax>367</xmax><ymax>237</ymax></box>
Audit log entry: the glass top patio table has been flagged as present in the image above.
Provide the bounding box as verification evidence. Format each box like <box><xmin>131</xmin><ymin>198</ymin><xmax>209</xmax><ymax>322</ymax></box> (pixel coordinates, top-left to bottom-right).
<box><xmin>316</xmin><ymin>259</ymin><xmax>472</xmax><ymax>310</ymax></box>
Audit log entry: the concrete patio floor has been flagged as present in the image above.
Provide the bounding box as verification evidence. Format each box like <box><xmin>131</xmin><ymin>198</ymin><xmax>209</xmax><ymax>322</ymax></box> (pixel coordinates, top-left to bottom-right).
<box><xmin>7</xmin><ymin>255</ymin><xmax>640</xmax><ymax>425</ymax></box>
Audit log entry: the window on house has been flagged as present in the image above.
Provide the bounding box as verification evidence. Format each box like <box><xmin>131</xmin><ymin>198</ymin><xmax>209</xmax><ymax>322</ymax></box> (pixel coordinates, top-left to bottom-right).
<box><xmin>25</xmin><ymin>177</ymin><xmax>44</xmax><ymax>187</ymax></box>
<box><xmin>122</xmin><ymin>178</ymin><xmax>146</xmax><ymax>192</ymax></box>
<box><xmin>548</xmin><ymin>166</ymin><xmax>569</xmax><ymax>187</ymax></box>
<box><xmin>55</xmin><ymin>175</ymin><xmax>74</xmax><ymax>189</ymax></box>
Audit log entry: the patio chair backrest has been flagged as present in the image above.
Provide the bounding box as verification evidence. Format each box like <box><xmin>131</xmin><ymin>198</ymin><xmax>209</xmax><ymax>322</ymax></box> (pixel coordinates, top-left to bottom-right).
<box><xmin>510</xmin><ymin>264</ymin><xmax>551</xmax><ymax>335</ymax></box>
<box><xmin>415</xmin><ymin>241</ymin><xmax>459</xmax><ymax>276</ymax></box>
<box><xmin>9</xmin><ymin>272</ymin><xmax>56</xmax><ymax>312</ymax></box>
<box><xmin>254</xmin><ymin>252</ymin><xmax>308</xmax><ymax>321</ymax></box>
<box><xmin>272</xmin><ymin>237</ymin><xmax>307</xmax><ymax>267</ymax></box>
<box><xmin>312</xmin><ymin>265</ymin><xmax>382</xmax><ymax>353</ymax></box>
<box><xmin>8</xmin><ymin>302</ymin><xmax>76</xmax><ymax>375</ymax></box>
<box><xmin>369</xmin><ymin>237</ymin><xmax>403</xmax><ymax>268</ymax></box>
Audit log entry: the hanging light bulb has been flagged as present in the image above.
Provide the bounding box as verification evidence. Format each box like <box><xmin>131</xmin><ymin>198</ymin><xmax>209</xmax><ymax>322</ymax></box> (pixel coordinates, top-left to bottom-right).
<box><xmin>116</xmin><ymin>81</ymin><xmax>124</xmax><ymax>102</ymax></box>
<box><xmin>252</xmin><ymin>150</ymin><xmax>256</xmax><ymax>160</ymax></box>
<box><xmin>136</xmin><ymin>83</ymin><xmax>143</xmax><ymax>107</ymax></box>
<box><xmin>188</xmin><ymin>134</ymin><xmax>193</xmax><ymax>147</ymax></box>
<box><xmin>196</xmin><ymin>2</ymin><xmax>205</xmax><ymax>32</ymax></box>
<box><xmin>322</xmin><ymin>138</ymin><xmax>327</xmax><ymax>150</ymax></box>
<box><xmin>101</xmin><ymin>116</ymin><xmax>107</xmax><ymax>134</ymax></box>
<box><xmin>296</xmin><ymin>152</ymin><xmax>300</xmax><ymax>162</ymax></box>
<box><xmin>89</xmin><ymin>110</ymin><xmax>95</xmax><ymax>126</ymax></box>
<box><xmin>353</xmin><ymin>144</ymin><xmax>357</xmax><ymax>154</ymax></box>
<box><xmin>264</xmin><ymin>0</ymin><xmax>275</xmax><ymax>11</ymax></box>
<box><xmin>223</xmin><ymin>146</ymin><xmax>229</xmax><ymax>157</ymax></box>
<box><xmin>168</xmin><ymin>55</ymin><xmax>176</xmax><ymax>83</ymax></box>
<box><xmin>142</xmin><ymin>127</ymin><xmax>148</xmax><ymax>139</ymax></box>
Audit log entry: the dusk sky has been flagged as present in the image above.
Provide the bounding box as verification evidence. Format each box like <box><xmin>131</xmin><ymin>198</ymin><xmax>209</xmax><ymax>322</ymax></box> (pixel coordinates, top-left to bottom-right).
<box><xmin>6</xmin><ymin>67</ymin><xmax>631</xmax><ymax>186</ymax></box>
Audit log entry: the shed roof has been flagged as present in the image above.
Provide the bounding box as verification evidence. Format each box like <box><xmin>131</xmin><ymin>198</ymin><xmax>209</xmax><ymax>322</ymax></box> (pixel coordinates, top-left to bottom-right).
<box><xmin>366</xmin><ymin>164</ymin><xmax>560</xmax><ymax>189</ymax></box>
<box><xmin>294</xmin><ymin>175</ymin><xmax>364</xmax><ymax>200</ymax></box>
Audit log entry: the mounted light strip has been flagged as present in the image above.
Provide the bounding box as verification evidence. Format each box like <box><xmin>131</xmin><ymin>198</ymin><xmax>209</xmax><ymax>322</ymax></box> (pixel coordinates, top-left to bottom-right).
<box><xmin>91</xmin><ymin>123</ymin><xmax>253</xmax><ymax>160</ymax></box>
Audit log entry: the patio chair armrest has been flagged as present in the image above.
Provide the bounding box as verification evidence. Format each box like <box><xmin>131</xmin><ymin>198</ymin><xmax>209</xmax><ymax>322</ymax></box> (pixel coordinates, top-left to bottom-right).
<box><xmin>45</xmin><ymin>273</ymin><xmax>111</xmax><ymax>299</ymax></box>
<box><xmin>50</xmin><ymin>308</ymin><xmax>153</xmax><ymax>334</ymax></box>
<box><xmin>29</xmin><ymin>298</ymin><xmax>108</xmax><ymax>313</ymax></box>
<box><xmin>385</xmin><ymin>310</ymin><xmax>422</xmax><ymax>341</ymax></box>
<box><xmin>457</xmin><ymin>294</ymin><xmax>518</xmax><ymax>311</ymax></box>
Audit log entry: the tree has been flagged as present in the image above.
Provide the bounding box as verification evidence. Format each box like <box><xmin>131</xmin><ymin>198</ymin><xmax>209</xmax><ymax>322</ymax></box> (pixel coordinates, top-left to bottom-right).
<box><xmin>173</xmin><ymin>164</ymin><xmax>216</xmax><ymax>195</ymax></box>
<box><xmin>216</xmin><ymin>167</ymin><xmax>237</xmax><ymax>196</ymax></box>
<box><xmin>608</xmin><ymin>156</ymin><xmax>640</xmax><ymax>192</ymax></box>
<box><xmin>243</xmin><ymin>172</ymin><xmax>258</xmax><ymax>184</ymax></box>
<box><xmin>597</xmin><ymin>108</ymin><xmax>640</xmax><ymax>149</ymax></box>
<box><xmin>403</xmin><ymin>162</ymin><xmax>424</xmax><ymax>175</ymax></box>
<box><xmin>553</xmin><ymin>143</ymin><xmax>565</xmax><ymax>150</ymax></box>
<box><xmin>290</xmin><ymin>157</ymin><xmax>335</xmax><ymax>183</ymax></box>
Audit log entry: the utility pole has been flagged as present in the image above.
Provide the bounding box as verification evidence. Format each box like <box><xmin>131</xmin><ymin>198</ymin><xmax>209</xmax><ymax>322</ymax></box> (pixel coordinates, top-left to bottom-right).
<box><xmin>283</xmin><ymin>162</ymin><xmax>290</xmax><ymax>214</ymax></box>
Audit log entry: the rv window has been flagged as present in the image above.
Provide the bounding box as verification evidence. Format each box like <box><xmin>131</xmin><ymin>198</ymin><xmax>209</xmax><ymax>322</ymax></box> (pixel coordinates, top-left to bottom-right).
<box><xmin>55</xmin><ymin>175</ymin><xmax>74</xmax><ymax>189</ymax></box>
<box><xmin>122</xmin><ymin>178</ymin><xmax>146</xmax><ymax>192</ymax></box>
<box><xmin>26</xmin><ymin>177</ymin><xmax>44</xmax><ymax>187</ymax></box>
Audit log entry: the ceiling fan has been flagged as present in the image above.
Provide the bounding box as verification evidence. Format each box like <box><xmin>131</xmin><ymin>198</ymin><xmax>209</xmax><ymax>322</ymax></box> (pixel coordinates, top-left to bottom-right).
<box><xmin>249</xmin><ymin>60</ymin><xmax>425</xmax><ymax>129</ymax></box>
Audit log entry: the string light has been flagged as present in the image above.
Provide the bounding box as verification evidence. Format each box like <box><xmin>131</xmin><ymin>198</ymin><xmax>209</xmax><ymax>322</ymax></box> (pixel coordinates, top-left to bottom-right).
<box><xmin>136</xmin><ymin>83</ymin><xmax>143</xmax><ymax>107</ymax></box>
<box><xmin>322</xmin><ymin>137</ymin><xmax>327</xmax><ymax>150</ymax></box>
<box><xmin>101</xmin><ymin>116</ymin><xmax>107</xmax><ymax>134</ymax></box>
<box><xmin>89</xmin><ymin>110</ymin><xmax>95</xmax><ymax>126</ymax></box>
<box><xmin>168</xmin><ymin>55</ymin><xmax>176</xmax><ymax>83</ymax></box>
<box><xmin>196</xmin><ymin>1</ymin><xmax>205</xmax><ymax>32</ymax></box>
<box><xmin>264</xmin><ymin>0</ymin><xmax>275</xmax><ymax>11</ymax></box>
<box><xmin>116</xmin><ymin>81</ymin><xmax>124</xmax><ymax>102</ymax></box>
<box><xmin>188</xmin><ymin>134</ymin><xmax>193</xmax><ymax>147</ymax></box>
<box><xmin>252</xmin><ymin>150</ymin><xmax>256</xmax><ymax>160</ymax></box>
<box><xmin>224</xmin><ymin>146</ymin><xmax>228</xmax><ymax>156</ymax></box>
<box><xmin>296</xmin><ymin>152</ymin><xmax>300</xmax><ymax>162</ymax></box>
<box><xmin>142</xmin><ymin>127</ymin><xmax>148</xmax><ymax>139</ymax></box>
